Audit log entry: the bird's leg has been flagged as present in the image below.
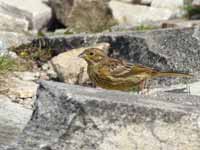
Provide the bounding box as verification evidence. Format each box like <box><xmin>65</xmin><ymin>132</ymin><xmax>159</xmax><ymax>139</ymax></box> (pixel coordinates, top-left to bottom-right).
<box><xmin>145</xmin><ymin>79</ymin><xmax>151</xmax><ymax>93</ymax></box>
<box><xmin>185</xmin><ymin>79</ymin><xmax>191</xmax><ymax>95</ymax></box>
<box><xmin>138</xmin><ymin>79</ymin><xmax>151</xmax><ymax>95</ymax></box>
<box><xmin>138</xmin><ymin>80</ymin><xmax>146</xmax><ymax>94</ymax></box>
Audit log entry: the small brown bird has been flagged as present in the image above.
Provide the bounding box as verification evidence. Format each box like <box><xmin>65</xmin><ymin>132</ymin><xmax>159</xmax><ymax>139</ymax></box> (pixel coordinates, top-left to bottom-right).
<box><xmin>79</xmin><ymin>48</ymin><xmax>192</xmax><ymax>92</ymax></box>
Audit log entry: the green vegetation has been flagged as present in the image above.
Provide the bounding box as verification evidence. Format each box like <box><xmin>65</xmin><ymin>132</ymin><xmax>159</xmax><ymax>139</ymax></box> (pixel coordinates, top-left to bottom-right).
<box><xmin>0</xmin><ymin>55</ymin><xmax>32</xmax><ymax>75</ymax></box>
<box><xmin>13</xmin><ymin>46</ymin><xmax>53</xmax><ymax>66</ymax></box>
<box><xmin>0</xmin><ymin>55</ymin><xmax>19</xmax><ymax>74</ymax></box>
<box><xmin>184</xmin><ymin>5</ymin><xmax>200</xmax><ymax>18</ymax></box>
<box><xmin>135</xmin><ymin>25</ymin><xmax>157</xmax><ymax>31</ymax></box>
<box><xmin>37</xmin><ymin>31</ymin><xmax>45</xmax><ymax>37</ymax></box>
<box><xmin>67</xmin><ymin>0</ymin><xmax>117</xmax><ymax>33</ymax></box>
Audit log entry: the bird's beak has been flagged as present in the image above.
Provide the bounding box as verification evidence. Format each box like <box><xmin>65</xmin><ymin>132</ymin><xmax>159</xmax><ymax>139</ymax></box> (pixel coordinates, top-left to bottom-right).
<box><xmin>78</xmin><ymin>52</ymin><xmax>85</xmax><ymax>58</ymax></box>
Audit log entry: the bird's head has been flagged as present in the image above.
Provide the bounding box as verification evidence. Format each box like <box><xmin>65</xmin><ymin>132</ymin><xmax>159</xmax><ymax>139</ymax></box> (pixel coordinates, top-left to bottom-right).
<box><xmin>79</xmin><ymin>48</ymin><xmax>107</xmax><ymax>64</ymax></box>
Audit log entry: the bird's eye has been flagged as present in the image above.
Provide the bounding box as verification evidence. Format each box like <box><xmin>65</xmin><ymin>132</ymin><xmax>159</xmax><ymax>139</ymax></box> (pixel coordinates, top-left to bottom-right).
<box><xmin>89</xmin><ymin>52</ymin><xmax>94</xmax><ymax>55</ymax></box>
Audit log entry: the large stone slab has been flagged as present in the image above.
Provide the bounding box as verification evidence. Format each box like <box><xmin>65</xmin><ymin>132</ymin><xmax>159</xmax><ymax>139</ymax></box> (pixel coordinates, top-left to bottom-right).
<box><xmin>0</xmin><ymin>0</ymin><xmax>51</xmax><ymax>30</ymax></box>
<box><xmin>11</xmin><ymin>80</ymin><xmax>200</xmax><ymax>150</ymax></box>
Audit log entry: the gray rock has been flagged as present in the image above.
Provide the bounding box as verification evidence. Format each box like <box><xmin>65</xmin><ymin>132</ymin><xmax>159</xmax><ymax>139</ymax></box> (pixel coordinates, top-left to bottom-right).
<box><xmin>0</xmin><ymin>95</ymin><xmax>32</xmax><ymax>147</ymax></box>
<box><xmin>0</xmin><ymin>0</ymin><xmax>52</xmax><ymax>31</ymax></box>
<box><xmin>11</xmin><ymin>80</ymin><xmax>200</xmax><ymax>150</ymax></box>
<box><xmin>22</xmin><ymin>27</ymin><xmax>200</xmax><ymax>86</ymax></box>
<box><xmin>49</xmin><ymin>0</ymin><xmax>114</xmax><ymax>32</ymax></box>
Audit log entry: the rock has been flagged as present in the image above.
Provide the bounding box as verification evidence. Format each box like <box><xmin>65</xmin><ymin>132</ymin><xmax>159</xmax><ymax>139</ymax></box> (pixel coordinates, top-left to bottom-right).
<box><xmin>141</xmin><ymin>0</ymin><xmax>153</xmax><ymax>5</ymax></box>
<box><xmin>0</xmin><ymin>12</ymin><xmax>28</xmax><ymax>32</ymax></box>
<box><xmin>8</xmin><ymin>76</ymin><xmax>38</xmax><ymax>99</ymax></box>
<box><xmin>0</xmin><ymin>95</ymin><xmax>32</xmax><ymax>146</ymax></box>
<box><xmin>48</xmin><ymin>0</ymin><xmax>74</xmax><ymax>26</ymax></box>
<box><xmin>13</xmin><ymin>71</ymin><xmax>40</xmax><ymax>81</ymax></box>
<box><xmin>109</xmin><ymin>1</ymin><xmax>174</xmax><ymax>25</ymax></box>
<box><xmin>0</xmin><ymin>0</ymin><xmax>52</xmax><ymax>31</ymax></box>
<box><xmin>49</xmin><ymin>0</ymin><xmax>115</xmax><ymax>32</ymax></box>
<box><xmin>151</xmin><ymin>0</ymin><xmax>188</xmax><ymax>18</ymax></box>
<box><xmin>192</xmin><ymin>0</ymin><xmax>200</xmax><ymax>7</ymax></box>
<box><xmin>149</xmin><ymin>80</ymin><xmax>200</xmax><ymax>96</ymax></box>
<box><xmin>0</xmin><ymin>31</ymin><xmax>32</xmax><ymax>49</ymax></box>
<box><xmin>17</xmin><ymin>27</ymin><xmax>200</xmax><ymax>87</ymax></box>
<box><xmin>161</xmin><ymin>19</ymin><xmax>200</xmax><ymax>28</ymax></box>
<box><xmin>51</xmin><ymin>43</ymin><xmax>110</xmax><ymax>84</ymax></box>
<box><xmin>10</xmin><ymin>80</ymin><xmax>200</xmax><ymax>150</ymax></box>
<box><xmin>66</xmin><ymin>0</ymin><xmax>116</xmax><ymax>33</ymax></box>
<box><xmin>115</xmin><ymin>0</ymin><xmax>135</xmax><ymax>3</ymax></box>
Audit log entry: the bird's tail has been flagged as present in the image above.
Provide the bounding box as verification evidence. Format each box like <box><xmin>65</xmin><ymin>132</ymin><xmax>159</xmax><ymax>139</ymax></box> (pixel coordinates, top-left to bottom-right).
<box><xmin>152</xmin><ymin>72</ymin><xmax>193</xmax><ymax>78</ymax></box>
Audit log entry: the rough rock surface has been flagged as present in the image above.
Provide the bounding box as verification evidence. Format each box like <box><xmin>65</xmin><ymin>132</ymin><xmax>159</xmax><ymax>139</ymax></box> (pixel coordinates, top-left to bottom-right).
<box><xmin>151</xmin><ymin>0</ymin><xmax>188</xmax><ymax>17</ymax></box>
<box><xmin>0</xmin><ymin>0</ymin><xmax>51</xmax><ymax>30</ymax></box>
<box><xmin>0</xmin><ymin>12</ymin><xmax>28</xmax><ymax>32</ymax></box>
<box><xmin>109</xmin><ymin>1</ymin><xmax>174</xmax><ymax>25</ymax></box>
<box><xmin>192</xmin><ymin>0</ymin><xmax>200</xmax><ymax>7</ymax></box>
<box><xmin>0</xmin><ymin>31</ymin><xmax>32</xmax><ymax>49</ymax></box>
<box><xmin>49</xmin><ymin>0</ymin><xmax>113</xmax><ymax>30</ymax></box>
<box><xmin>20</xmin><ymin>27</ymin><xmax>200</xmax><ymax>87</ymax></box>
<box><xmin>161</xmin><ymin>19</ymin><xmax>200</xmax><ymax>28</ymax></box>
<box><xmin>0</xmin><ymin>95</ymin><xmax>32</xmax><ymax>147</ymax></box>
<box><xmin>141</xmin><ymin>0</ymin><xmax>153</xmax><ymax>5</ymax></box>
<box><xmin>10</xmin><ymin>80</ymin><xmax>200</xmax><ymax>150</ymax></box>
<box><xmin>7</xmin><ymin>76</ymin><xmax>38</xmax><ymax>99</ymax></box>
<box><xmin>51</xmin><ymin>43</ymin><xmax>110</xmax><ymax>84</ymax></box>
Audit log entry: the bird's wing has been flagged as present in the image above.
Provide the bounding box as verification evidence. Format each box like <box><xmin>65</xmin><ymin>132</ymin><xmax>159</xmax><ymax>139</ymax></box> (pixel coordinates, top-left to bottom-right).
<box><xmin>96</xmin><ymin>59</ymin><xmax>130</xmax><ymax>78</ymax></box>
<box><xmin>131</xmin><ymin>64</ymin><xmax>157</xmax><ymax>75</ymax></box>
<box><xmin>103</xmin><ymin>59</ymin><xmax>157</xmax><ymax>77</ymax></box>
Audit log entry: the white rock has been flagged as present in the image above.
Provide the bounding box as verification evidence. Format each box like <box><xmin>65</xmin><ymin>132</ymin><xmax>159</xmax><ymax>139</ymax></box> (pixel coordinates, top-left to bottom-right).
<box><xmin>149</xmin><ymin>80</ymin><xmax>200</xmax><ymax>96</ymax></box>
<box><xmin>51</xmin><ymin>43</ymin><xmax>110</xmax><ymax>84</ymax></box>
<box><xmin>115</xmin><ymin>0</ymin><xmax>135</xmax><ymax>3</ymax></box>
<box><xmin>162</xmin><ymin>19</ymin><xmax>200</xmax><ymax>28</ymax></box>
<box><xmin>0</xmin><ymin>31</ymin><xmax>32</xmax><ymax>49</ymax></box>
<box><xmin>8</xmin><ymin>77</ymin><xmax>38</xmax><ymax>99</ymax></box>
<box><xmin>0</xmin><ymin>0</ymin><xmax>52</xmax><ymax>31</ymax></box>
<box><xmin>141</xmin><ymin>0</ymin><xmax>153</xmax><ymax>5</ymax></box>
<box><xmin>192</xmin><ymin>0</ymin><xmax>200</xmax><ymax>7</ymax></box>
<box><xmin>109</xmin><ymin>1</ymin><xmax>174</xmax><ymax>25</ymax></box>
<box><xmin>13</xmin><ymin>71</ymin><xmax>40</xmax><ymax>81</ymax></box>
<box><xmin>151</xmin><ymin>0</ymin><xmax>187</xmax><ymax>17</ymax></box>
<box><xmin>0</xmin><ymin>12</ymin><xmax>28</xmax><ymax>32</ymax></box>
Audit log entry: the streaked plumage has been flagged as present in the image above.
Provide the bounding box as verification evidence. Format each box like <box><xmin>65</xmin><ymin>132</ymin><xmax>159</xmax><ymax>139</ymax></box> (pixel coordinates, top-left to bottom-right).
<box><xmin>79</xmin><ymin>48</ymin><xmax>192</xmax><ymax>91</ymax></box>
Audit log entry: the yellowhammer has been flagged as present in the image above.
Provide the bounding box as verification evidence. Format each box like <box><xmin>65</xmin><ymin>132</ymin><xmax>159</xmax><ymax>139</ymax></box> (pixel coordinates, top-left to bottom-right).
<box><xmin>79</xmin><ymin>48</ymin><xmax>192</xmax><ymax>92</ymax></box>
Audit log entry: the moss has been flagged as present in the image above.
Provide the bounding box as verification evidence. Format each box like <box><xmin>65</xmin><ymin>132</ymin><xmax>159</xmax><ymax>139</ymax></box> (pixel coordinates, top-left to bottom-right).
<box><xmin>135</xmin><ymin>25</ymin><xmax>157</xmax><ymax>31</ymax></box>
<box><xmin>37</xmin><ymin>31</ymin><xmax>45</xmax><ymax>37</ymax></box>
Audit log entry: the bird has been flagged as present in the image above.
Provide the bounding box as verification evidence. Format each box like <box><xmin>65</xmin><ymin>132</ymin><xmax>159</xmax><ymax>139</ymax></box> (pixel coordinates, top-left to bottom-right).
<box><xmin>79</xmin><ymin>48</ymin><xmax>192</xmax><ymax>92</ymax></box>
